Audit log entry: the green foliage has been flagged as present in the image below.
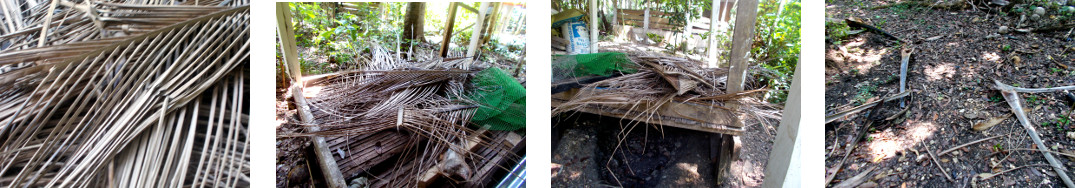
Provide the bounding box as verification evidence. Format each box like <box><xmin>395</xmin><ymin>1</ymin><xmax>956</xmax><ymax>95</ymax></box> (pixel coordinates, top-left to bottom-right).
<box><xmin>1027</xmin><ymin>94</ymin><xmax>1041</xmax><ymax>105</ymax></box>
<box><xmin>990</xmin><ymin>95</ymin><xmax>1003</xmax><ymax>103</ymax></box>
<box><xmin>753</xmin><ymin>0</ymin><xmax>800</xmax><ymax>104</ymax></box>
<box><xmin>646</xmin><ymin>33</ymin><xmax>664</xmax><ymax>43</ymax></box>
<box><xmin>854</xmin><ymin>82</ymin><xmax>877</xmax><ymax>105</ymax></box>
<box><xmin>287</xmin><ymin>2</ymin><xmax>418</xmax><ymax>74</ymax></box>
<box><xmin>826</xmin><ymin>20</ymin><xmax>850</xmax><ymax>45</ymax></box>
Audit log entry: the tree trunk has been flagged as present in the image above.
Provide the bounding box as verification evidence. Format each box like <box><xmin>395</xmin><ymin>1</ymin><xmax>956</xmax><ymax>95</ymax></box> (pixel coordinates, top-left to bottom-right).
<box><xmin>403</xmin><ymin>2</ymin><xmax>425</xmax><ymax>43</ymax></box>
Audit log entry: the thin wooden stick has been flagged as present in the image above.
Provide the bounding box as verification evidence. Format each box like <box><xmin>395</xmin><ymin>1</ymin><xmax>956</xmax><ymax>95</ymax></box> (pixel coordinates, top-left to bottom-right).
<box><xmin>926</xmin><ymin>145</ymin><xmax>955</xmax><ymax>182</ymax></box>
<box><xmin>826</xmin><ymin>91</ymin><xmax>910</xmax><ymax>123</ymax></box>
<box><xmin>981</xmin><ymin>164</ymin><xmax>1052</xmax><ymax>181</ymax></box>
<box><xmin>995</xmin><ymin>79</ymin><xmax>1075</xmax><ymax>188</ymax></box>
<box><xmin>938</xmin><ymin>135</ymin><xmax>1003</xmax><ymax>156</ymax></box>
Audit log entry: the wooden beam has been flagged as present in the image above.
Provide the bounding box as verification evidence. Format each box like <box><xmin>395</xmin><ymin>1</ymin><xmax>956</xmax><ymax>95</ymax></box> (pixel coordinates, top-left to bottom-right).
<box><xmin>457</xmin><ymin>3</ymin><xmax>478</xmax><ymax>13</ymax></box>
<box><xmin>276</xmin><ymin>3</ymin><xmax>347</xmax><ymax>187</ymax></box>
<box><xmin>761</xmin><ymin>63</ymin><xmax>801</xmax><ymax>187</ymax></box>
<box><xmin>466</xmin><ymin>3</ymin><xmax>487</xmax><ymax>59</ymax></box>
<box><xmin>440</xmin><ymin>2</ymin><xmax>459</xmax><ymax>58</ymax></box>
<box><xmin>551</xmin><ymin>89</ymin><xmax>743</xmax><ymax>135</ymax></box>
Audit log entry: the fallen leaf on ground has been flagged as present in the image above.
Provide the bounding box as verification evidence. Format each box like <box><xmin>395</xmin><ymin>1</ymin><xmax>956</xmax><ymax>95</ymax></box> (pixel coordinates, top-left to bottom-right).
<box><xmin>973</xmin><ymin>113</ymin><xmax>1013</xmax><ymax>131</ymax></box>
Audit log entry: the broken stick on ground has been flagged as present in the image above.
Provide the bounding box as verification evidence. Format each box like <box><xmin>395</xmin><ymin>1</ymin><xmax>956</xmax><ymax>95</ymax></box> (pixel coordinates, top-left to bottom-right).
<box><xmin>994</xmin><ymin>79</ymin><xmax>1075</xmax><ymax>188</ymax></box>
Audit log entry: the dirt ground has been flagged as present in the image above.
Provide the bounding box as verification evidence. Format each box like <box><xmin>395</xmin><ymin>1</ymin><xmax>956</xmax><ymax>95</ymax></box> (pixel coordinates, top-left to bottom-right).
<box><xmin>551</xmin><ymin>112</ymin><xmax>775</xmax><ymax>187</ymax></box>
<box><xmin>827</xmin><ymin>0</ymin><xmax>1075</xmax><ymax>187</ymax></box>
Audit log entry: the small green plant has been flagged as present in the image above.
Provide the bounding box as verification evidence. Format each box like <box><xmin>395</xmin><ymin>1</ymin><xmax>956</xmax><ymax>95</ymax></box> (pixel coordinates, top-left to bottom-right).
<box><xmin>849</xmin><ymin>68</ymin><xmax>859</xmax><ymax>75</ymax></box>
<box><xmin>1027</xmin><ymin>95</ymin><xmax>1041</xmax><ymax>104</ymax></box>
<box><xmin>993</xmin><ymin>143</ymin><xmax>1005</xmax><ymax>152</ymax></box>
<box><xmin>854</xmin><ymin>82</ymin><xmax>878</xmax><ymax>105</ymax></box>
<box><xmin>1002</xmin><ymin>44</ymin><xmax>1013</xmax><ymax>52</ymax></box>
<box><xmin>990</xmin><ymin>95</ymin><xmax>1004</xmax><ymax>103</ymax></box>
<box><xmin>1053</xmin><ymin>67</ymin><xmax>1065</xmax><ymax>74</ymax></box>
<box><xmin>866</xmin><ymin>135</ymin><xmax>874</xmax><ymax>142</ymax></box>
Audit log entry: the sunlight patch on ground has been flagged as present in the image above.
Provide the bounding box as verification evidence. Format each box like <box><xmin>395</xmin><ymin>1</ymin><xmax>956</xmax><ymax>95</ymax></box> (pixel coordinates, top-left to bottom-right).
<box><xmin>982</xmin><ymin>52</ymin><xmax>1002</xmax><ymax>62</ymax></box>
<box><xmin>867</xmin><ymin>121</ymin><xmax>936</xmax><ymax>162</ymax></box>
<box><xmin>302</xmin><ymin>85</ymin><xmax>323</xmax><ymax>98</ymax></box>
<box><xmin>839</xmin><ymin>40</ymin><xmax>889</xmax><ymax>73</ymax></box>
<box><xmin>672</xmin><ymin>163</ymin><xmax>702</xmax><ymax>185</ymax></box>
<box><xmin>925</xmin><ymin>63</ymin><xmax>956</xmax><ymax>81</ymax></box>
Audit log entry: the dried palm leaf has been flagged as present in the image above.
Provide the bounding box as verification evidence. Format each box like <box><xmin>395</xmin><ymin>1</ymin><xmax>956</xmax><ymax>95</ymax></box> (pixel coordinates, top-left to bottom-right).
<box><xmin>0</xmin><ymin>3</ymin><xmax>248</xmax><ymax>187</ymax></box>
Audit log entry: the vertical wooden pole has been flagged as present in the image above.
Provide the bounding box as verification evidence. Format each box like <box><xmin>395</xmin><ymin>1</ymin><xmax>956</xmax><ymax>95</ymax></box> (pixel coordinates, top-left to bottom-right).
<box><xmin>726</xmin><ymin>0</ymin><xmax>757</xmax><ymax>94</ymax></box>
<box><xmin>440</xmin><ymin>3</ymin><xmax>459</xmax><ymax>58</ymax></box>
<box><xmin>682</xmin><ymin>1</ymin><xmax>692</xmax><ymax>53</ymax></box>
<box><xmin>707</xmin><ymin>0</ymin><xmax>722</xmax><ymax>67</ymax></box>
<box><xmin>761</xmin><ymin>63</ymin><xmax>801</xmax><ymax>187</ymax></box>
<box><xmin>276</xmin><ymin>3</ymin><xmax>347</xmax><ymax>188</ymax></box>
<box><xmin>717</xmin><ymin>1</ymin><xmax>756</xmax><ymax>185</ymax></box>
<box><xmin>466</xmin><ymin>3</ymin><xmax>488</xmax><ymax>59</ymax></box>
<box><xmin>589</xmin><ymin>0</ymin><xmax>598</xmax><ymax>53</ymax></box>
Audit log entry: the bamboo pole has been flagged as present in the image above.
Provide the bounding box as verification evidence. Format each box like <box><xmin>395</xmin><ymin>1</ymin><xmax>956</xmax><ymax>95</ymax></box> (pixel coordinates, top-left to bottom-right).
<box><xmin>440</xmin><ymin>3</ymin><xmax>459</xmax><ymax>58</ymax></box>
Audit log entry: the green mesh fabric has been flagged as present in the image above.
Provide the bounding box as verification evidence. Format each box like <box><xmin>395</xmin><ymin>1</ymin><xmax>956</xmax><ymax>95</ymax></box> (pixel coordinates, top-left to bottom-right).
<box><xmin>469</xmin><ymin>67</ymin><xmax>526</xmax><ymax>131</ymax></box>
<box><xmin>552</xmin><ymin>52</ymin><xmax>638</xmax><ymax>82</ymax></box>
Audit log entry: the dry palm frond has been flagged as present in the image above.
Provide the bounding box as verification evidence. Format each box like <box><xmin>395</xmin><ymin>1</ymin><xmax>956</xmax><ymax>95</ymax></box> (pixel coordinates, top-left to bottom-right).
<box><xmin>280</xmin><ymin>47</ymin><xmax>521</xmax><ymax>187</ymax></box>
<box><xmin>0</xmin><ymin>2</ymin><xmax>248</xmax><ymax>187</ymax></box>
<box><xmin>553</xmin><ymin>55</ymin><xmax>781</xmax><ymax>134</ymax></box>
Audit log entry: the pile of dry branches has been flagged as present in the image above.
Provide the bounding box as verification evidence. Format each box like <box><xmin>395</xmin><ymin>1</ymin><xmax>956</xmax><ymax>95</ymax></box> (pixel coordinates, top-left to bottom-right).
<box><xmin>0</xmin><ymin>0</ymin><xmax>249</xmax><ymax>187</ymax></box>
<box><xmin>280</xmin><ymin>47</ymin><xmax>522</xmax><ymax>187</ymax></box>
<box><xmin>553</xmin><ymin>55</ymin><xmax>781</xmax><ymax>129</ymax></box>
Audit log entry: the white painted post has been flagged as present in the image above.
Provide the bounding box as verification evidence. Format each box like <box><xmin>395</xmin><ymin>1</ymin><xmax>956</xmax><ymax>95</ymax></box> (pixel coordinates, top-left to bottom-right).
<box><xmin>590</xmin><ymin>0</ymin><xmax>599</xmax><ymax>53</ymax></box>
<box><xmin>761</xmin><ymin>63</ymin><xmax>801</xmax><ymax>187</ymax></box>
<box><xmin>466</xmin><ymin>2</ymin><xmax>488</xmax><ymax>59</ymax></box>
<box><xmin>682</xmin><ymin>1</ymin><xmax>693</xmax><ymax>53</ymax></box>
<box><xmin>643</xmin><ymin>7</ymin><xmax>650</xmax><ymax>43</ymax></box>
<box><xmin>707</xmin><ymin>0</ymin><xmax>722</xmax><ymax>67</ymax></box>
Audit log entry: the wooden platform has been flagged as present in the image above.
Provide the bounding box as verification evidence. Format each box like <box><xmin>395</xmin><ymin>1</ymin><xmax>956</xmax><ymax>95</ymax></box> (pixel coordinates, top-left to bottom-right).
<box><xmin>552</xmin><ymin>88</ymin><xmax>742</xmax><ymax>135</ymax></box>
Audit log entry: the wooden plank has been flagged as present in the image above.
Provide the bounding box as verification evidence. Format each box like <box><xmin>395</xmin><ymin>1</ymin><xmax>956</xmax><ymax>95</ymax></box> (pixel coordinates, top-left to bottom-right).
<box><xmin>417</xmin><ymin>128</ymin><xmax>489</xmax><ymax>187</ymax></box>
<box><xmin>466</xmin><ymin>132</ymin><xmax>524</xmax><ymax>188</ymax></box>
<box><xmin>330</xmin><ymin>131</ymin><xmax>411</xmax><ymax>178</ymax></box>
<box><xmin>276</xmin><ymin>3</ymin><xmax>347</xmax><ymax>187</ymax></box>
<box><xmin>458</xmin><ymin>3</ymin><xmax>478</xmax><ymax>13</ymax></box>
<box><xmin>552</xmin><ymin>89</ymin><xmax>742</xmax><ymax>135</ymax></box>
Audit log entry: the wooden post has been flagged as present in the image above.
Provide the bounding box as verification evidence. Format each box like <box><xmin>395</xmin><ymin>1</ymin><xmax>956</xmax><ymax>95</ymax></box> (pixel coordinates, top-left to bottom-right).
<box><xmin>276</xmin><ymin>3</ymin><xmax>347</xmax><ymax>188</ymax></box>
<box><xmin>761</xmin><ymin>63</ymin><xmax>801</xmax><ymax>187</ymax></box>
<box><xmin>707</xmin><ymin>0</ymin><xmax>722</xmax><ymax>67</ymax></box>
<box><xmin>440</xmin><ymin>3</ymin><xmax>459</xmax><ymax>58</ymax></box>
<box><xmin>466</xmin><ymin>3</ymin><xmax>488</xmax><ymax>59</ymax></box>
<box><xmin>717</xmin><ymin>0</ymin><xmax>756</xmax><ymax>185</ymax></box>
<box><xmin>726</xmin><ymin>0</ymin><xmax>757</xmax><ymax>94</ymax></box>
<box><xmin>589</xmin><ymin>0</ymin><xmax>598</xmax><ymax>53</ymax></box>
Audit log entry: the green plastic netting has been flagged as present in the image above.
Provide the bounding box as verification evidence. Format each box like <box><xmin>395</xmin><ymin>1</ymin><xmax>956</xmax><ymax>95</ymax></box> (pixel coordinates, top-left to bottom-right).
<box><xmin>552</xmin><ymin>52</ymin><xmax>638</xmax><ymax>82</ymax></box>
<box><xmin>469</xmin><ymin>67</ymin><xmax>526</xmax><ymax>131</ymax></box>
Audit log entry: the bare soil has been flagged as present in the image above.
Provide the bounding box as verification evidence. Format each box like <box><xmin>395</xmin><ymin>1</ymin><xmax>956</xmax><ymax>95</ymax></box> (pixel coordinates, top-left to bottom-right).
<box><xmin>827</xmin><ymin>0</ymin><xmax>1075</xmax><ymax>187</ymax></box>
<box><xmin>551</xmin><ymin>112</ymin><xmax>774</xmax><ymax>187</ymax></box>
